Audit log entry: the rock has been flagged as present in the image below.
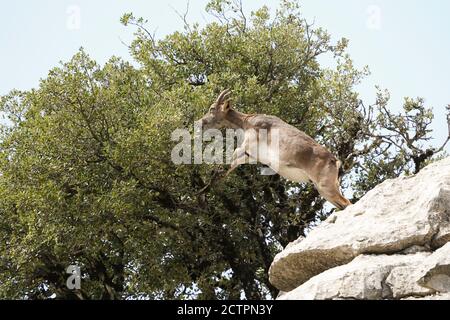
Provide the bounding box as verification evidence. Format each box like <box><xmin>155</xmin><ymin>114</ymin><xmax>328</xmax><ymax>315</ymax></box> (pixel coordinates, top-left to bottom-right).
<box><xmin>284</xmin><ymin>236</ymin><xmax>305</xmax><ymax>250</ymax></box>
<box><xmin>416</xmin><ymin>242</ymin><xmax>450</xmax><ymax>292</ymax></box>
<box><xmin>279</xmin><ymin>253</ymin><xmax>430</xmax><ymax>300</ymax></box>
<box><xmin>399</xmin><ymin>245</ymin><xmax>430</xmax><ymax>254</ymax></box>
<box><xmin>403</xmin><ymin>293</ymin><xmax>450</xmax><ymax>300</ymax></box>
<box><xmin>386</xmin><ymin>266</ymin><xmax>434</xmax><ymax>299</ymax></box>
<box><xmin>432</xmin><ymin>224</ymin><xmax>450</xmax><ymax>248</ymax></box>
<box><xmin>269</xmin><ymin>157</ymin><xmax>450</xmax><ymax>293</ymax></box>
<box><xmin>279</xmin><ymin>247</ymin><xmax>450</xmax><ymax>300</ymax></box>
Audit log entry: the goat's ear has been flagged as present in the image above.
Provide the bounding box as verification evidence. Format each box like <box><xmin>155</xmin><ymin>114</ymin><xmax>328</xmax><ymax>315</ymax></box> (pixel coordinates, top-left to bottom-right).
<box><xmin>221</xmin><ymin>100</ymin><xmax>231</xmax><ymax>112</ymax></box>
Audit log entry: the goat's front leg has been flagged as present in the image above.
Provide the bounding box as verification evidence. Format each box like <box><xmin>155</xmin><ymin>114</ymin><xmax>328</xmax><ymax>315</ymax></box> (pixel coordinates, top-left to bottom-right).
<box><xmin>223</xmin><ymin>147</ymin><xmax>249</xmax><ymax>178</ymax></box>
<box><xmin>197</xmin><ymin>147</ymin><xmax>249</xmax><ymax>195</ymax></box>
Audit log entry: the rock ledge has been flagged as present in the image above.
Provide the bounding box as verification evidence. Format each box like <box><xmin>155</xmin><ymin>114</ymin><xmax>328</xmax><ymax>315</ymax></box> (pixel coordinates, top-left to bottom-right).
<box><xmin>269</xmin><ymin>157</ymin><xmax>450</xmax><ymax>300</ymax></box>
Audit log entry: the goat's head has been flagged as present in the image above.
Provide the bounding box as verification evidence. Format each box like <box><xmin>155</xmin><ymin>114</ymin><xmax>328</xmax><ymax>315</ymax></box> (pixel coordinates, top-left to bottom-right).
<box><xmin>196</xmin><ymin>89</ymin><xmax>233</xmax><ymax>130</ymax></box>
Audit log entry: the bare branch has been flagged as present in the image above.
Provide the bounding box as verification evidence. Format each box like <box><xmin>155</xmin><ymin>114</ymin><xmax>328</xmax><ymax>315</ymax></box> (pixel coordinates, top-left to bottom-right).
<box><xmin>117</xmin><ymin>36</ymin><xmax>131</xmax><ymax>50</ymax></box>
<box><xmin>433</xmin><ymin>107</ymin><xmax>450</xmax><ymax>153</ymax></box>
<box><xmin>234</xmin><ymin>0</ymin><xmax>247</xmax><ymax>32</ymax></box>
<box><xmin>448</xmin><ymin>105</ymin><xmax>450</xmax><ymax>137</ymax></box>
<box><xmin>170</xmin><ymin>0</ymin><xmax>191</xmax><ymax>32</ymax></box>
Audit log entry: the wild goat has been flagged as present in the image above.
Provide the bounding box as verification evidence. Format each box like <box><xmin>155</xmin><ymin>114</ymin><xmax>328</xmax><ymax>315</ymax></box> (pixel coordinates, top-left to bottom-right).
<box><xmin>196</xmin><ymin>89</ymin><xmax>352</xmax><ymax>210</ymax></box>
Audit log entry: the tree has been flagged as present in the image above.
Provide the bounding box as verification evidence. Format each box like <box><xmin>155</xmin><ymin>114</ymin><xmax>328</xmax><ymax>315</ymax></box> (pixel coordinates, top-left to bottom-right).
<box><xmin>0</xmin><ymin>0</ymin><xmax>448</xmax><ymax>299</ymax></box>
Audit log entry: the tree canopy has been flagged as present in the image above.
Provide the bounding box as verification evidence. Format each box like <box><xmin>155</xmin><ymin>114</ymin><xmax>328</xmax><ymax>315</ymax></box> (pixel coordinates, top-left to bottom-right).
<box><xmin>0</xmin><ymin>0</ymin><xmax>448</xmax><ymax>299</ymax></box>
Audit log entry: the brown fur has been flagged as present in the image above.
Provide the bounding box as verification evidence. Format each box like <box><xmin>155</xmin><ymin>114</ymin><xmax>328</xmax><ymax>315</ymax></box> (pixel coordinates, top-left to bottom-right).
<box><xmin>198</xmin><ymin>90</ymin><xmax>352</xmax><ymax>210</ymax></box>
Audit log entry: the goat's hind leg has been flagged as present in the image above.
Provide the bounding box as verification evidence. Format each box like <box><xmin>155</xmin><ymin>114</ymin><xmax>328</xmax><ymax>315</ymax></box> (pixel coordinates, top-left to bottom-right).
<box><xmin>315</xmin><ymin>165</ymin><xmax>352</xmax><ymax>210</ymax></box>
<box><xmin>316</xmin><ymin>182</ymin><xmax>351</xmax><ymax>210</ymax></box>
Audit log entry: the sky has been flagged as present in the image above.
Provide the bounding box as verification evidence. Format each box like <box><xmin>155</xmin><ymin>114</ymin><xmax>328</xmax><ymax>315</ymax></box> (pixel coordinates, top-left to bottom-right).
<box><xmin>1</xmin><ymin>0</ymin><xmax>449</xmax><ymax>150</ymax></box>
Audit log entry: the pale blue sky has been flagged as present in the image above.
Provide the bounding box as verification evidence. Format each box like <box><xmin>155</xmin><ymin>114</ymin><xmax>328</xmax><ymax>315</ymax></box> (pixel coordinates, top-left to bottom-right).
<box><xmin>1</xmin><ymin>0</ymin><xmax>449</xmax><ymax>149</ymax></box>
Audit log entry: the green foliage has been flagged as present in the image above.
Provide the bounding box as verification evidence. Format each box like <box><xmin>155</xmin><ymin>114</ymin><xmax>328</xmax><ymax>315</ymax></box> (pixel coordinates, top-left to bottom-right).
<box><xmin>0</xmin><ymin>0</ymin><xmax>448</xmax><ymax>299</ymax></box>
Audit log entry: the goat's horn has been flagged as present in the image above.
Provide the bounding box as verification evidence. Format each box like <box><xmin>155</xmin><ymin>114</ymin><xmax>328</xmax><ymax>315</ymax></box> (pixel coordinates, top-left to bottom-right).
<box><xmin>216</xmin><ymin>89</ymin><xmax>231</xmax><ymax>104</ymax></box>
